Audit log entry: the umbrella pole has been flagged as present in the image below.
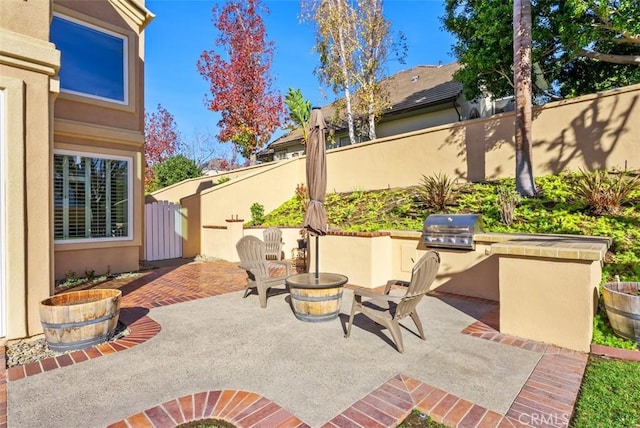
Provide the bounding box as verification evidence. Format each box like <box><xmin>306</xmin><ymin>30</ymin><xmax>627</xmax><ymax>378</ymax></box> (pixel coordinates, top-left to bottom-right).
<box><xmin>315</xmin><ymin>235</ymin><xmax>319</xmax><ymax>280</ymax></box>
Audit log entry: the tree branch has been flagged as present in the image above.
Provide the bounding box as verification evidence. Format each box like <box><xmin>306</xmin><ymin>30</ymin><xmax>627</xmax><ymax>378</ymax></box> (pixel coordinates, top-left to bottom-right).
<box><xmin>578</xmin><ymin>48</ymin><xmax>640</xmax><ymax>65</ymax></box>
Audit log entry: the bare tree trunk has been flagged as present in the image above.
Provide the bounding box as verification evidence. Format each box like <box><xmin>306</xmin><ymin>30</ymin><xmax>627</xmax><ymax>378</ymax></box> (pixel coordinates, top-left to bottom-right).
<box><xmin>368</xmin><ymin>102</ymin><xmax>376</xmax><ymax>140</ymax></box>
<box><xmin>334</xmin><ymin>0</ymin><xmax>356</xmax><ymax>145</ymax></box>
<box><xmin>513</xmin><ymin>0</ymin><xmax>536</xmax><ymax>197</ymax></box>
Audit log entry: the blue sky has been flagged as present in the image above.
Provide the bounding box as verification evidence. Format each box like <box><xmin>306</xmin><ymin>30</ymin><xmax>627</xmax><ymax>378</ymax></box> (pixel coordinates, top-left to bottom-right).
<box><xmin>144</xmin><ymin>0</ymin><xmax>456</xmax><ymax>157</ymax></box>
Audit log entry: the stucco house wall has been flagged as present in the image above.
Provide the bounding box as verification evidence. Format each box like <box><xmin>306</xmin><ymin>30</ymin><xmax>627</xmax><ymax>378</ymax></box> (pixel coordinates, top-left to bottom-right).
<box><xmin>52</xmin><ymin>1</ymin><xmax>152</xmax><ymax>283</ymax></box>
<box><xmin>0</xmin><ymin>0</ymin><xmax>60</xmax><ymax>339</ymax></box>
<box><xmin>0</xmin><ymin>0</ymin><xmax>152</xmax><ymax>340</ymax></box>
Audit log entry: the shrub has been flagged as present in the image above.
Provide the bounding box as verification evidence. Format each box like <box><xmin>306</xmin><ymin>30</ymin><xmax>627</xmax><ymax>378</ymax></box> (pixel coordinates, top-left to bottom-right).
<box><xmin>215</xmin><ymin>176</ymin><xmax>230</xmax><ymax>185</ymax></box>
<box><xmin>573</xmin><ymin>168</ymin><xmax>640</xmax><ymax>215</ymax></box>
<box><xmin>496</xmin><ymin>185</ymin><xmax>521</xmax><ymax>226</ymax></box>
<box><xmin>249</xmin><ymin>202</ymin><xmax>265</xmax><ymax>225</ymax></box>
<box><xmin>149</xmin><ymin>155</ymin><xmax>202</xmax><ymax>192</ymax></box>
<box><xmin>295</xmin><ymin>183</ymin><xmax>309</xmax><ymax>214</ymax></box>
<box><xmin>418</xmin><ymin>172</ymin><xmax>457</xmax><ymax>211</ymax></box>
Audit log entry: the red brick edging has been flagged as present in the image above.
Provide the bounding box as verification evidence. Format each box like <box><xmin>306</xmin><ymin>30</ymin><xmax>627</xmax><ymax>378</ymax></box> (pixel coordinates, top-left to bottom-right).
<box><xmin>6</xmin><ymin>309</ymin><xmax>161</xmax><ymax>382</ymax></box>
<box><xmin>590</xmin><ymin>343</ymin><xmax>640</xmax><ymax>361</ymax></box>
<box><xmin>108</xmin><ymin>390</ymin><xmax>308</xmax><ymax>428</ymax></box>
<box><xmin>462</xmin><ymin>307</ymin><xmax>589</xmax><ymax>428</ymax></box>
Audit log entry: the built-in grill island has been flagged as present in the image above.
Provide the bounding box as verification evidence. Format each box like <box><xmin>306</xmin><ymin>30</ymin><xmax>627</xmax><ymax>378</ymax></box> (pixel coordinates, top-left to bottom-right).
<box><xmin>422</xmin><ymin>214</ymin><xmax>483</xmax><ymax>250</ymax></box>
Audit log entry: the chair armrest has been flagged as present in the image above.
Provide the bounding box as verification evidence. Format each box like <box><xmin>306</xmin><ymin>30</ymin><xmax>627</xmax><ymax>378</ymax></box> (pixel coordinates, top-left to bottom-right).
<box><xmin>384</xmin><ymin>279</ymin><xmax>410</xmax><ymax>294</ymax></box>
<box><xmin>270</xmin><ymin>260</ymin><xmax>291</xmax><ymax>275</ymax></box>
<box><xmin>354</xmin><ymin>288</ymin><xmax>402</xmax><ymax>305</ymax></box>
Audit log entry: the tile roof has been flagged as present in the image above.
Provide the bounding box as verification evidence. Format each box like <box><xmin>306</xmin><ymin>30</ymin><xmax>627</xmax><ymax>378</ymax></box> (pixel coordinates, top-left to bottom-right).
<box><xmin>266</xmin><ymin>62</ymin><xmax>462</xmax><ymax>150</ymax></box>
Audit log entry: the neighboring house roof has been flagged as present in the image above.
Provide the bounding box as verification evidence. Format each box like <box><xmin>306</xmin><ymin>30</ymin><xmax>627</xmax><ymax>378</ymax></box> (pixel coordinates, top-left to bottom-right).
<box><xmin>263</xmin><ymin>62</ymin><xmax>462</xmax><ymax>154</ymax></box>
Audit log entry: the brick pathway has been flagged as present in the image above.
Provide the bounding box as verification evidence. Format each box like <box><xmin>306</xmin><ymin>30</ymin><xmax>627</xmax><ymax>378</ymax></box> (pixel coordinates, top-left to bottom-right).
<box><xmin>2</xmin><ymin>260</ymin><xmax>592</xmax><ymax>427</ymax></box>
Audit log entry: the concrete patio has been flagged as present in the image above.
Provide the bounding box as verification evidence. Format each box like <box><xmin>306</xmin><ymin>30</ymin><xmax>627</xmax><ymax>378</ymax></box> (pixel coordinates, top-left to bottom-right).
<box><xmin>2</xmin><ymin>260</ymin><xmax>587</xmax><ymax>427</ymax></box>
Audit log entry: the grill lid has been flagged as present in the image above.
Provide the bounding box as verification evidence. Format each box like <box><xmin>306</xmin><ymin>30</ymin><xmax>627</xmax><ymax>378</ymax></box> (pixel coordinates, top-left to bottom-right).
<box><xmin>422</xmin><ymin>214</ymin><xmax>482</xmax><ymax>249</ymax></box>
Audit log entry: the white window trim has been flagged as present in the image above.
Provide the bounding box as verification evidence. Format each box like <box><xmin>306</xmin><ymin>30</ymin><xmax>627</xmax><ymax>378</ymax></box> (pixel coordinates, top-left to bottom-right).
<box><xmin>54</xmin><ymin>149</ymin><xmax>133</xmax><ymax>244</ymax></box>
<box><xmin>52</xmin><ymin>12</ymin><xmax>129</xmax><ymax>106</ymax></box>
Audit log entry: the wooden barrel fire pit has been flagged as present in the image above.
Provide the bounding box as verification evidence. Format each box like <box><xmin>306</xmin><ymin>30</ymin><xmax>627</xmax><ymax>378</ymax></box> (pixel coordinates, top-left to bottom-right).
<box><xmin>39</xmin><ymin>289</ymin><xmax>122</xmax><ymax>352</ymax></box>
<box><xmin>602</xmin><ymin>281</ymin><xmax>640</xmax><ymax>345</ymax></box>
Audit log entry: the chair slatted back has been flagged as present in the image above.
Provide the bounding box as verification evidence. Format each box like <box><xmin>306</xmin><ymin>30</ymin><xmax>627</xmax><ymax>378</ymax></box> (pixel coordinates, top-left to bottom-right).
<box><xmin>263</xmin><ymin>227</ymin><xmax>283</xmax><ymax>260</ymax></box>
<box><xmin>236</xmin><ymin>236</ymin><xmax>269</xmax><ymax>279</ymax></box>
<box><xmin>395</xmin><ymin>251</ymin><xmax>440</xmax><ymax>320</ymax></box>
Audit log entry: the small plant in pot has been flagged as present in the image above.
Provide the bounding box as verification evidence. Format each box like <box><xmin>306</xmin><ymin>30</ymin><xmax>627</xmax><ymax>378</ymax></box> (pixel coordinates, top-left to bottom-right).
<box><xmin>297</xmin><ymin>228</ymin><xmax>308</xmax><ymax>249</ymax></box>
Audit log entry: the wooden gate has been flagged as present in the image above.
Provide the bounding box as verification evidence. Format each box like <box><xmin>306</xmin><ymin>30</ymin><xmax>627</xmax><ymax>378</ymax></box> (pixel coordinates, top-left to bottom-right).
<box><xmin>144</xmin><ymin>201</ymin><xmax>183</xmax><ymax>261</ymax></box>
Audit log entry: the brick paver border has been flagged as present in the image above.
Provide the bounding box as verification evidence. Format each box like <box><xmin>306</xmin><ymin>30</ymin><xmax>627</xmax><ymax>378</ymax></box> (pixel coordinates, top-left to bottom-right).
<box><xmin>107</xmin><ymin>390</ymin><xmax>309</xmax><ymax>428</ymax></box>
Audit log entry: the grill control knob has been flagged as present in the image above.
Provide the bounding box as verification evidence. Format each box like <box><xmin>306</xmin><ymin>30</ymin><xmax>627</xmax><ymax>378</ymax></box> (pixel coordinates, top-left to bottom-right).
<box><xmin>437</xmin><ymin>237</ymin><xmax>444</xmax><ymax>242</ymax></box>
<box><xmin>448</xmin><ymin>237</ymin><xmax>455</xmax><ymax>243</ymax></box>
<box><xmin>462</xmin><ymin>238</ymin><xmax>469</xmax><ymax>244</ymax></box>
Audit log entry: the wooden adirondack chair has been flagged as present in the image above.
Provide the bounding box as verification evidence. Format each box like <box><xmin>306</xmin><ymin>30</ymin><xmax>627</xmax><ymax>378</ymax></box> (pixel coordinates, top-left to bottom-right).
<box><xmin>263</xmin><ymin>227</ymin><xmax>284</xmax><ymax>261</ymax></box>
<box><xmin>345</xmin><ymin>251</ymin><xmax>441</xmax><ymax>353</ymax></box>
<box><xmin>236</xmin><ymin>235</ymin><xmax>290</xmax><ymax>308</ymax></box>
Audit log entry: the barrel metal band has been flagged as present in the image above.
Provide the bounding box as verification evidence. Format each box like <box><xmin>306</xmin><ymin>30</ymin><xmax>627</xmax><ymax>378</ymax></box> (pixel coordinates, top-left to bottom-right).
<box><xmin>294</xmin><ymin>310</ymin><xmax>340</xmax><ymax>322</ymax></box>
<box><xmin>291</xmin><ymin>291</ymin><xmax>343</xmax><ymax>302</ymax></box>
<box><xmin>604</xmin><ymin>305</ymin><xmax>640</xmax><ymax>321</ymax></box>
<box><xmin>40</xmin><ymin>310</ymin><xmax>120</xmax><ymax>329</ymax></box>
<box><xmin>47</xmin><ymin>333</ymin><xmax>113</xmax><ymax>352</ymax></box>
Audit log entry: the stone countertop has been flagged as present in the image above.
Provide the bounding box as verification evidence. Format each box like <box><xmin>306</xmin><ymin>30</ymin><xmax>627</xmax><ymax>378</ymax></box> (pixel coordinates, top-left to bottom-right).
<box><xmin>482</xmin><ymin>233</ymin><xmax>611</xmax><ymax>261</ymax></box>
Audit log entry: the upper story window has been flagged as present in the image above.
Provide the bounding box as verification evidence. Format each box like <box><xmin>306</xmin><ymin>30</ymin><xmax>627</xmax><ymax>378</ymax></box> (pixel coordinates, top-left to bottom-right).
<box><xmin>51</xmin><ymin>13</ymin><xmax>128</xmax><ymax>104</ymax></box>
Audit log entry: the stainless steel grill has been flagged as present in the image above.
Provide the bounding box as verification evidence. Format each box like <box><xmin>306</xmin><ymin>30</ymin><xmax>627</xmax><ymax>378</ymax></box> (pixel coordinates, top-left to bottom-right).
<box><xmin>422</xmin><ymin>214</ymin><xmax>483</xmax><ymax>250</ymax></box>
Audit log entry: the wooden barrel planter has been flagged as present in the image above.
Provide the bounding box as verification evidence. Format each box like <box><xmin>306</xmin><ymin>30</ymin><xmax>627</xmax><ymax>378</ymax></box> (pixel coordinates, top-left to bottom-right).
<box><xmin>602</xmin><ymin>281</ymin><xmax>640</xmax><ymax>345</ymax></box>
<box><xmin>290</xmin><ymin>287</ymin><xmax>344</xmax><ymax>322</ymax></box>
<box><xmin>39</xmin><ymin>289</ymin><xmax>122</xmax><ymax>352</ymax></box>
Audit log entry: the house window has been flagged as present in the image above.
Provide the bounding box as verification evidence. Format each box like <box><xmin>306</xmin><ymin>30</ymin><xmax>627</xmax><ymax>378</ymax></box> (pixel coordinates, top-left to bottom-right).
<box><xmin>51</xmin><ymin>14</ymin><xmax>128</xmax><ymax>104</ymax></box>
<box><xmin>54</xmin><ymin>151</ymin><xmax>132</xmax><ymax>242</ymax></box>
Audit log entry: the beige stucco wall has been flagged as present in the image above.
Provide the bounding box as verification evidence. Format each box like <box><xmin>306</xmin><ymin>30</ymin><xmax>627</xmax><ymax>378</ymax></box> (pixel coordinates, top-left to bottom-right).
<box><xmin>499</xmin><ymin>256</ymin><xmax>600</xmax><ymax>352</ymax></box>
<box><xmin>201</xmin><ymin>226</ymin><xmax>303</xmax><ymax>263</ymax></box>
<box><xmin>152</xmin><ymin>84</ymin><xmax>640</xmax><ymax>261</ymax></box>
<box><xmin>147</xmin><ymin>163</ymin><xmax>266</xmax><ymax>205</ymax></box>
<box><xmin>0</xmin><ymin>0</ymin><xmax>152</xmax><ymax>338</ymax></box>
<box><xmin>313</xmin><ymin>234</ymin><xmax>393</xmax><ymax>288</ymax></box>
<box><xmin>389</xmin><ymin>232</ymin><xmax>499</xmax><ymax>301</ymax></box>
<box><xmin>0</xmin><ymin>0</ymin><xmax>51</xmax><ymax>41</ymax></box>
<box><xmin>0</xmin><ymin>0</ymin><xmax>60</xmax><ymax>339</ymax></box>
<box><xmin>51</xmin><ymin>0</ymin><xmax>151</xmax><ymax>281</ymax></box>
<box><xmin>181</xmin><ymin>159</ymin><xmax>304</xmax><ymax>258</ymax></box>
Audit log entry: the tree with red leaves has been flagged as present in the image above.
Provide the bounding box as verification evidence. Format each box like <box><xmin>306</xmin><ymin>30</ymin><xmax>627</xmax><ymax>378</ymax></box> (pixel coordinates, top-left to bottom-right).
<box><xmin>197</xmin><ymin>0</ymin><xmax>283</xmax><ymax>165</ymax></box>
<box><xmin>144</xmin><ymin>104</ymin><xmax>180</xmax><ymax>190</ymax></box>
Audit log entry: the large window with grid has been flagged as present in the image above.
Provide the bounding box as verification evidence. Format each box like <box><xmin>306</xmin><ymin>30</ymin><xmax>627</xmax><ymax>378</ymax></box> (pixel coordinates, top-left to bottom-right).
<box><xmin>54</xmin><ymin>151</ymin><xmax>132</xmax><ymax>242</ymax></box>
<box><xmin>51</xmin><ymin>13</ymin><xmax>128</xmax><ymax>104</ymax></box>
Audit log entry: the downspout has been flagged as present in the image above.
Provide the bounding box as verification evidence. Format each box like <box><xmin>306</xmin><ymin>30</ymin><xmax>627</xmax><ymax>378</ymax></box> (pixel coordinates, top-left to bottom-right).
<box><xmin>453</xmin><ymin>98</ymin><xmax>462</xmax><ymax>121</ymax></box>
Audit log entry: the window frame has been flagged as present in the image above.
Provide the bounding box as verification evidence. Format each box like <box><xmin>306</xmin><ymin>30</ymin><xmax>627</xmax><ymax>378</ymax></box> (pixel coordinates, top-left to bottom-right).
<box><xmin>51</xmin><ymin>12</ymin><xmax>129</xmax><ymax>105</ymax></box>
<box><xmin>53</xmin><ymin>149</ymin><xmax>134</xmax><ymax>244</ymax></box>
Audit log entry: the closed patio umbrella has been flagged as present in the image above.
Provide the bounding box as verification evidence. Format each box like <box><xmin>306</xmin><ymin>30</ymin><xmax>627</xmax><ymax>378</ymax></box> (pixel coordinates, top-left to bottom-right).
<box><xmin>303</xmin><ymin>107</ymin><xmax>327</xmax><ymax>279</ymax></box>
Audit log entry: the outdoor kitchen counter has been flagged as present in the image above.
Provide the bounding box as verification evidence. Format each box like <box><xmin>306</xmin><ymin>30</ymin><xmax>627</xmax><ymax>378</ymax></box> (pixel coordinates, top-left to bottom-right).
<box><xmin>481</xmin><ymin>232</ymin><xmax>612</xmax><ymax>353</ymax></box>
<box><xmin>479</xmin><ymin>232</ymin><xmax>611</xmax><ymax>261</ymax></box>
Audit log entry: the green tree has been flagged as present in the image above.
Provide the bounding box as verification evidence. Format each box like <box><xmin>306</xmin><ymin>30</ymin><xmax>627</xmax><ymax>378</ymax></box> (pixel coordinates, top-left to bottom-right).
<box><xmin>283</xmin><ymin>88</ymin><xmax>312</xmax><ymax>144</ymax></box>
<box><xmin>442</xmin><ymin>0</ymin><xmax>640</xmax><ymax>100</ymax></box>
<box><xmin>149</xmin><ymin>155</ymin><xmax>202</xmax><ymax>192</ymax></box>
<box><xmin>560</xmin><ymin>0</ymin><xmax>640</xmax><ymax>66</ymax></box>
